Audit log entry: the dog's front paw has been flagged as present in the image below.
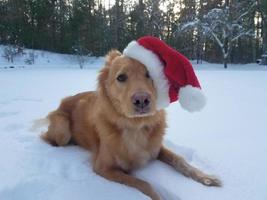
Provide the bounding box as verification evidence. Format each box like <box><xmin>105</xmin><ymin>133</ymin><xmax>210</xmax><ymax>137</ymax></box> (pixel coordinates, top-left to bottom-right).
<box><xmin>200</xmin><ymin>175</ymin><xmax>222</xmax><ymax>187</ymax></box>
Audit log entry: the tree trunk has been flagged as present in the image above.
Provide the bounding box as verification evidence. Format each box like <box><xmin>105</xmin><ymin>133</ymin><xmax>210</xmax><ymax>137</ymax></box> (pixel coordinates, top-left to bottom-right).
<box><xmin>224</xmin><ymin>59</ymin><xmax>228</xmax><ymax>69</ymax></box>
<box><xmin>263</xmin><ymin>14</ymin><xmax>267</xmax><ymax>52</ymax></box>
<box><xmin>261</xmin><ymin>0</ymin><xmax>267</xmax><ymax>65</ymax></box>
<box><xmin>223</xmin><ymin>40</ymin><xmax>229</xmax><ymax>69</ymax></box>
<box><xmin>261</xmin><ymin>15</ymin><xmax>267</xmax><ymax>65</ymax></box>
<box><xmin>223</xmin><ymin>46</ymin><xmax>229</xmax><ymax>69</ymax></box>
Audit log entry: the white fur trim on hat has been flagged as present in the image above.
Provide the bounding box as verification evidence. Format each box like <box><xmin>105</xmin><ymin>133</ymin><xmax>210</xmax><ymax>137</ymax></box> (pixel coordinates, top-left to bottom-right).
<box><xmin>179</xmin><ymin>85</ymin><xmax>207</xmax><ymax>112</ymax></box>
<box><xmin>123</xmin><ymin>41</ymin><xmax>170</xmax><ymax>110</ymax></box>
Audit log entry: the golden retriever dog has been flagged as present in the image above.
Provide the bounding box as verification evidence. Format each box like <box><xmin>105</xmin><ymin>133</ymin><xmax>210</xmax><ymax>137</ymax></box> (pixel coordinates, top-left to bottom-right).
<box><xmin>42</xmin><ymin>50</ymin><xmax>221</xmax><ymax>200</ymax></box>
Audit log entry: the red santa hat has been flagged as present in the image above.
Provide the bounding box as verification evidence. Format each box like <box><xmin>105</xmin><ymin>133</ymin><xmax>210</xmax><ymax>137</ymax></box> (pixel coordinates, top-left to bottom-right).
<box><xmin>123</xmin><ymin>36</ymin><xmax>206</xmax><ymax>112</ymax></box>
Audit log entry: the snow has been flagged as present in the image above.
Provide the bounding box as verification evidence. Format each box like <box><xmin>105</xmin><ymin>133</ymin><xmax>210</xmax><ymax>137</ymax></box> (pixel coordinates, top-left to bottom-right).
<box><xmin>0</xmin><ymin>48</ymin><xmax>267</xmax><ymax>200</ymax></box>
<box><xmin>0</xmin><ymin>45</ymin><xmax>104</xmax><ymax>69</ymax></box>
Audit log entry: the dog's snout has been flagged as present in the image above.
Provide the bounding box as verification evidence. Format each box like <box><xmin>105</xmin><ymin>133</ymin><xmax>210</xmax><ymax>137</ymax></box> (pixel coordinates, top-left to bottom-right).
<box><xmin>132</xmin><ymin>92</ymin><xmax>151</xmax><ymax>109</ymax></box>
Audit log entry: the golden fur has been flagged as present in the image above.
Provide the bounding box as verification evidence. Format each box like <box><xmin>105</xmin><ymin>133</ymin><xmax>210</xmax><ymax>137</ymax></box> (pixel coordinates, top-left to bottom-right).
<box><xmin>42</xmin><ymin>50</ymin><xmax>221</xmax><ymax>200</ymax></box>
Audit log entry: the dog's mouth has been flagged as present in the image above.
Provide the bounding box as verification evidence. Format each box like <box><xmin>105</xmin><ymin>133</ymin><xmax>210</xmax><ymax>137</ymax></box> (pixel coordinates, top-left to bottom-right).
<box><xmin>130</xmin><ymin>107</ymin><xmax>155</xmax><ymax>118</ymax></box>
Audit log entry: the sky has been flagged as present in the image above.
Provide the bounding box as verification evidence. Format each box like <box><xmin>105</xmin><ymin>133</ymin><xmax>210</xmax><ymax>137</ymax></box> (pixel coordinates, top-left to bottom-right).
<box><xmin>103</xmin><ymin>0</ymin><xmax>180</xmax><ymax>13</ymax></box>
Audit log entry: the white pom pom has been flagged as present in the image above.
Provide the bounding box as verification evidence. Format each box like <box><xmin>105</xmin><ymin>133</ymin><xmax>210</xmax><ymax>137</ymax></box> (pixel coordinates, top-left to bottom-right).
<box><xmin>179</xmin><ymin>85</ymin><xmax>207</xmax><ymax>112</ymax></box>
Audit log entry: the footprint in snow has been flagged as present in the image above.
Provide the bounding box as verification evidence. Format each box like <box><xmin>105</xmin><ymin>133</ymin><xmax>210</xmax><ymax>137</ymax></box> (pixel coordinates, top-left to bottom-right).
<box><xmin>164</xmin><ymin>139</ymin><xmax>216</xmax><ymax>170</ymax></box>
<box><xmin>0</xmin><ymin>111</ymin><xmax>19</xmax><ymax>118</ymax></box>
<box><xmin>164</xmin><ymin>139</ymin><xmax>195</xmax><ymax>162</ymax></box>
<box><xmin>31</xmin><ymin>150</ymin><xmax>91</xmax><ymax>181</ymax></box>
<box><xmin>0</xmin><ymin>180</ymin><xmax>54</xmax><ymax>200</ymax></box>
<box><xmin>12</xmin><ymin>98</ymin><xmax>42</xmax><ymax>103</ymax></box>
<box><xmin>0</xmin><ymin>98</ymin><xmax>42</xmax><ymax>105</ymax></box>
<box><xmin>3</xmin><ymin>123</ymin><xmax>24</xmax><ymax>132</ymax></box>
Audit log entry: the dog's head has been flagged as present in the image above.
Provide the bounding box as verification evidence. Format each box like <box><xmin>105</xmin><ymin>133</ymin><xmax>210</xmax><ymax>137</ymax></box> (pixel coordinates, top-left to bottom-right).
<box><xmin>98</xmin><ymin>50</ymin><xmax>157</xmax><ymax>118</ymax></box>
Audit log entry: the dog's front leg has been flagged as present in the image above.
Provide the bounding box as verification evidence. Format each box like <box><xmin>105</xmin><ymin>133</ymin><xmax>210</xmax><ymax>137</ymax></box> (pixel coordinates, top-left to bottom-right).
<box><xmin>158</xmin><ymin>146</ymin><xmax>222</xmax><ymax>186</ymax></box>
<box><xmin>94</xmin><ymin>166</ymin><xmax>161</xmax><ymax>200</ymax></box>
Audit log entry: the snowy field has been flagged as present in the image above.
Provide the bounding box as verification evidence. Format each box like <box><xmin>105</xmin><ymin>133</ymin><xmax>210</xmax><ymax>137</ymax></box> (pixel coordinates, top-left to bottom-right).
<box><xmin>0</xmin><ymin>49</ymin><xmax>267</xmax><ymax>200</ymax></box>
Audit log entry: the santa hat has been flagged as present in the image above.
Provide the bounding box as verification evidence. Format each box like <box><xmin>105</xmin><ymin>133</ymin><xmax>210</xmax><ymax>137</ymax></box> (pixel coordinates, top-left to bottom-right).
<box><xmin>123</xmin><ymin>36</ymin><xmax>206</xmax><ymax>112</ymax></box>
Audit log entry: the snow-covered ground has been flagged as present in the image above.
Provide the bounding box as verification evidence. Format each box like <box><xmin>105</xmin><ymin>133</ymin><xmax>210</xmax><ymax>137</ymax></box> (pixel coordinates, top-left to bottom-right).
<box><xmin>0</xmin><ymin>48</ymin><xmax>267</xmax><ymax>200</ymax></box>
<box><xmin>0</xmin><ymin>45</ymin><xmax>104</xmax><ymax>69</ymax></box>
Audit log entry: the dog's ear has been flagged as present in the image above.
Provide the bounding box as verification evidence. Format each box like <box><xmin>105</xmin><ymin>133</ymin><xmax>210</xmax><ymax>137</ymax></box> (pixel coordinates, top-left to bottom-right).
<box><xmin>98</xmin><ymin>66</ymin><xmax>109</xmax><ymax>90</ymax></box>
<box><xmin>98</xmin><ymin>50</ymin><xmax>121</xmax><ymax>92</ymax></box>
<box><xmin>105</xmin><ymin>49</ymin><xmax>121</xmax><ymax>66</ymax></box>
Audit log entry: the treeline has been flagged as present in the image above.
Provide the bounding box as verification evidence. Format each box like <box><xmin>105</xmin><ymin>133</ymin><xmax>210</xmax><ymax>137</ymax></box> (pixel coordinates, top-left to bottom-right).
<box><xmin>0</xmin><ymin>0</ymin><xmax>266</xmax><ymax>64</ymax></box>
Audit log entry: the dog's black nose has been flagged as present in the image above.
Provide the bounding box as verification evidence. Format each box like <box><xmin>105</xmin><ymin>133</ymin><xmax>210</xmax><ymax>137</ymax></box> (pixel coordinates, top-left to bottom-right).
<box><xmin>132</xmin><ymin>92</ymin><xmax>151</xmax><ymax>109</ymax></box>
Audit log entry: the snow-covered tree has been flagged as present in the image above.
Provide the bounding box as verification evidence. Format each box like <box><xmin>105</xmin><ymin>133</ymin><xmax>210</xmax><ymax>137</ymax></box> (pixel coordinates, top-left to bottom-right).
<box><xmin>181</xmin><ymin>1</ymin><xmax>256</xmax><ymax>68</ymax></box>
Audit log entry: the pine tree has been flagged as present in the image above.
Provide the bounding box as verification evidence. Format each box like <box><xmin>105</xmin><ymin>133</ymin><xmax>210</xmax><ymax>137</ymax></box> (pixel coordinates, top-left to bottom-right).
<box><xmin>0</xmin><ymin>0</ymin><xmax>264</xmax><ymax>63</ymax></box>
<box><xmin>260</xmin><ymin>0</ymin><xmax>267</xmax><ymax>64</ymax></box>
<box><xmin>264</xmin><ymin>1</ymin><xmax>267</xmax><ymax>52</ymax></box>
<box><xmin>128</xmin><ymin>0</ymin><xmax>148</xmax><ymax>39</ymax></box>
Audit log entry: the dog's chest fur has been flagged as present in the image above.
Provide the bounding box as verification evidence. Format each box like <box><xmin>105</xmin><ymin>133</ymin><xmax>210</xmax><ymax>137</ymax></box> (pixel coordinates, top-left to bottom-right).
<box><xmin>116</xmin><ymin>125</ymin><xmax>160</xmax><ymax>171</ymax></box>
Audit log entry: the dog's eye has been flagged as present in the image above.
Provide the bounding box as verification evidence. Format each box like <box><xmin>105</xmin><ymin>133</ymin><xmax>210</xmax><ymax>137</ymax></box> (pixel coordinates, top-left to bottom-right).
<box><xmin>146</xmin><ymin>72</ymin><xmax>150</xmax><ymax>79</ymax></box>
<box><xmin>117</xmin><ymin>74</ymin><xmax>128</xmax><ymax>82</ymax></box>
